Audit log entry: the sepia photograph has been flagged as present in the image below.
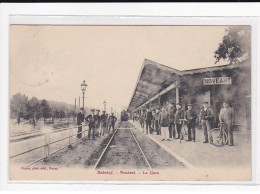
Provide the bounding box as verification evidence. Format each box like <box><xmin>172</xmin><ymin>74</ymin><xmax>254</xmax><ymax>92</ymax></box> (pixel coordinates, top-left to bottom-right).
<box><xmin>9</xmin><ymin>25</ymin><xmax>251</xmax><ymax>181</ymax></box>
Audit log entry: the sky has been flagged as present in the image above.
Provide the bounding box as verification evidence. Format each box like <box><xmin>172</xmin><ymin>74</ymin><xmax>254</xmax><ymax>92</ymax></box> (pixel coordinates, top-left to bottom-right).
<box><xmin>10</xmin><ymin>25</ymin><xmax>228</xmax><ymax>112</ymax></box>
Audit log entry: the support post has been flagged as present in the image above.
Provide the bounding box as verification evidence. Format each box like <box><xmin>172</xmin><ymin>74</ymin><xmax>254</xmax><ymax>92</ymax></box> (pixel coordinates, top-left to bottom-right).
<box><xmin>82</xmin><ymin>92</ymin><xmax>85</xmax><ymax>110</ymax></box>
<box><xmin>176</xmin><ymin>80</ymin><xmax>180</xmax><ymax>104</ymax></box>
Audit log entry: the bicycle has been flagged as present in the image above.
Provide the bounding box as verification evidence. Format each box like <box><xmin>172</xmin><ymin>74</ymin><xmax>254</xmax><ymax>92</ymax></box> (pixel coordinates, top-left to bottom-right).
<box><xmin>209</xmin><ymin>122</ymin><xmax>228</xmax><ymax>147</ymax></box>
<box><xmin>179</xmin><ymin>119</ymin><xmax>189</xmax><ymax>143</ymax></box>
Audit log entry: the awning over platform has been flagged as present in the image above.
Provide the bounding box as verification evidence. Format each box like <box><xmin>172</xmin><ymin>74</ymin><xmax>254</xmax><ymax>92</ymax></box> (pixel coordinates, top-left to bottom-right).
<box><xmin>127</xmin><ymin>59</ymin><xmax>181</xmax><ymax>112</ymax></box>
<box><xmin>127</xmin><ymin>59</ymin><xmax>249</xmax><ymax>112</ymax></box>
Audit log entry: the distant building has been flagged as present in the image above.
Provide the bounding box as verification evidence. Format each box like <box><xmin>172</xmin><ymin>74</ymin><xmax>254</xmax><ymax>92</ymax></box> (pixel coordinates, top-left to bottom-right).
<box><xmin>127</xmin><ymin>59</ymin><xmax>251</xmax><ymax>130</ymax></box>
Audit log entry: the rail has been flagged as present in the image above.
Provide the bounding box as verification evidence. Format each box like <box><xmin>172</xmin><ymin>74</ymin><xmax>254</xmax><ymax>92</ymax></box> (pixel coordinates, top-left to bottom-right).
<box><xmin>129</xmin><ymin>128</ymin><xmax>152</xmax><ymax>170</ymax></box>
<box><xmin>93</xmin><ymin>122</ymin><xmax>152</xmax><ymax>170</ymax></box>
<box><xmin>10</xmin><ymin>124</ymin><xmax>88</xmax><ymax>167</ymax></box>
<box><xmin>93</xmin><ymin>128</ymin><xmax>119</xmax><ymax>170</ymax></box>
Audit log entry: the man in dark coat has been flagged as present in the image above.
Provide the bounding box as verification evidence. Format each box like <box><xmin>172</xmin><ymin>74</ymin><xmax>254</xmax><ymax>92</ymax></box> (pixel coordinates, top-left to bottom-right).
<box><xmin>95</xmin><ymin>109</ymin><xmax>101</xmax><ymax>137</ymax></box>
<box><xmin>185</xmin><ymin>104</ymin><xmax>198</xmax><ymax>141</ymax></box>
<box><xmin>108</xmin><ymin>113</ymin><xmax>117</xmax><ymax>133</ymax></box>
<box><xmin>154</xmin><ymin>108</ymin><xmax>161</xmax><ymax>135</ymax></box>
<box><xmin>145</xmin><ymin>108</ymin><xmax>153</xmax><ymax>134</ymax></box>
<box><xmin>139</xmin><ymin>110</ymin><xmax>145</xmax><ymax>131</ymax></box>
<box><xmin>174</xmin><ymin>103</ymin><xmax>185</xmax><ymax>139</ymax></box>
<box><xmin>77</xmin><ymin>108</ymin><xmax>85</xmax><ymax>139</ymax></box>
<box><xmin>85</xmin><ymin>109</ymin><xmax>97</xmax><ymax>139</ymax></box>
<box><xmin>167</xmin><ymin>103</ymin><xmax>176</xmax><ymax>139</ymax></box>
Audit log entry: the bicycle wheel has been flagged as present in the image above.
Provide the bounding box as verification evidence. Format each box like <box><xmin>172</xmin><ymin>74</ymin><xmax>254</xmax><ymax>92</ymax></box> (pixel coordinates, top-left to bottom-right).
<box><xmin>222</xmin><ymin>131</ymin><xmax>228</xmax><ymax>145</ymax></box>
<box><xmin>209</xmin><ymin>128</ymin><xmax>227</xmax><ymax>147</ymax></box>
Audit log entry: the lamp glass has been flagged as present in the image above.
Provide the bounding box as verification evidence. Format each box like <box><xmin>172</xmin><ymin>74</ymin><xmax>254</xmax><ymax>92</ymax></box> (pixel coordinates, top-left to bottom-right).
<box><xmin>81</xmin><ymin>80</ymin><xmax>87</xmax><ymax>92</ymax></box>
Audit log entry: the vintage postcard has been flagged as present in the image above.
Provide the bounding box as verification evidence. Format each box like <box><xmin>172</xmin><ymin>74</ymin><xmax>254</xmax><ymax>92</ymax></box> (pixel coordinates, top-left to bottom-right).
<box><xmin>9</xmin><ymin>25</ymin><xmax>251</xmax><ymax>181</ymax></box>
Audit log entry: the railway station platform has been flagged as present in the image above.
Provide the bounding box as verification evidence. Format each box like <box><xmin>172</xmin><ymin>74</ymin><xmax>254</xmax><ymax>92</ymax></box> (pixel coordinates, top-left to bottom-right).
<box><xmin>129</xmin><ymin>120</ymin><xmax>251</xmax><ymax>170</ymax></box>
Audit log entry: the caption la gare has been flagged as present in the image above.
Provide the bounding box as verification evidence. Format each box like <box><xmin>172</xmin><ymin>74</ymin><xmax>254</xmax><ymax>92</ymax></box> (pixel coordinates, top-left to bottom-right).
<box><xmin>21</xmin><ymin>166</ymin><xmax>59</xmax><ymax>170</ymax></box>
<box><xmin>97</xmin><ymin>170</ymin><xmax>159</xmax><ymax>175</ymax></box>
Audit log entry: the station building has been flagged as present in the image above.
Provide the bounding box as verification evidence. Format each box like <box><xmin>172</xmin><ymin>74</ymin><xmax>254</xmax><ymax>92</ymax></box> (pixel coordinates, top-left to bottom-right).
<box><xmin>127</xmin><ymin>59</ymin><xmax>251</xmax><ymax>130</ymax></box>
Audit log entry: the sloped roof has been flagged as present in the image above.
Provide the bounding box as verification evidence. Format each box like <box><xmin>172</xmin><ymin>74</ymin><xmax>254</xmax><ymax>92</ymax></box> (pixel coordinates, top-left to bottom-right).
<box><xmin>127</xmin><ymin>59</ymin><xmax>249</xmax><ymax>112</ymax></box>
<box><xmin>127</xmin><ymin>59</ymin><xmax>181</xmax><ymax>112</ymax></box>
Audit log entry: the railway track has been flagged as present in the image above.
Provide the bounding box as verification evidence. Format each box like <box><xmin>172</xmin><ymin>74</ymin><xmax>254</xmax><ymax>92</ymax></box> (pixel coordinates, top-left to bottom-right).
<box><xmin>93</xmin><ymin>121</ymin><xmax>152</xmax><ymax>170</ymax></box>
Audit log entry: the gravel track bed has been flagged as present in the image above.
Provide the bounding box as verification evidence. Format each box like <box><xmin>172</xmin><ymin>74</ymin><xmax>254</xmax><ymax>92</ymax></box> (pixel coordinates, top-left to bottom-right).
<box><xmin>97</xmin><ymin>127</ymin><xmax>148</xmax><ymax>170</ymax></box>
<box><xmin>131</xmin><ymin>127</ymin><xmax>186</xmax><ymax>169</ymax></box>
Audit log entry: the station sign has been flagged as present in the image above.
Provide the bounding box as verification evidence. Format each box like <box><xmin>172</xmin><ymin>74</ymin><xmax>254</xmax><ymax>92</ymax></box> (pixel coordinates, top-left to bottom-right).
<box><xmin>203</xmin><ymin>77</ymin><xmax>232</xmax><ymax>85</ymax></box>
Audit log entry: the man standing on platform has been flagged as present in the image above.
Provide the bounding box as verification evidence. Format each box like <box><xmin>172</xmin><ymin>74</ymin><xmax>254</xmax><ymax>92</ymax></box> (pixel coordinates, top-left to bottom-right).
<box><xmin>167</xmin><ymin>103</ymin><xmax>176</xmax><ymax>139</ymax></box>
<box><xmin>95</xmin><ymin>109</ymin><xmax>101</xmax><ymax>137</ymax></box>
<box><xmin>199</xmin><ymin>102</ymin><xmax>214</xmax><ymax>143</ymax></box>
<box><xmin>108</xmin><ymin>113</ymin><xmax>117</xmax><ymax>133</ymax></box>
<box><xmin>174</xmin><ymin>103</ymin><xmax>184</xmax><ymax>139</ymax></box>
<box><xmin>139</xmin><ymin>110</ymin><xmax>145</xmax><ymax>132</ymax></box>
<box><xmin>105</xmin><ymin>113</ymin><xmax>109</xmax><ymax>133</ymax></box>
<box><xmin>185</xmin><ymin>104</ymin><xmax>198</xmax><ymax>142</ymax></box>
<box><xmin>154</xmin><ymin>108</ymin><xmax>161</xmax><ymax>135</ymax></box>
<box><xmin>76</xmin><ymin>108</ymin><xmax>85</xmax><ymax>139</ymax></box>
<box><xmin>100</xmin><ymin>111</ymin><xmax>107</xmax><ymax>136</ymax></box>
<box><xmin>151</xmin><ymin>109</ymin><xmax>156</xmax><ymax>131</ymax></box>
<box><xmin>219</xmin><ymin>101</ymin><xmax>234</xmax><ymax>146</ymax></box>
<box><xmin>145</xmin><ymin>108</ymin><xmax>153</xmax><ymax>134</ymax></box>
<box><xmin>159</xmin><ymin>107</ymin><xmax>169</xmax><ymax>141</ymax></box>
<box><xmin>85</xmin><ymin>109</ymin><xmax>97</xmax><ymax>140</ymax></box>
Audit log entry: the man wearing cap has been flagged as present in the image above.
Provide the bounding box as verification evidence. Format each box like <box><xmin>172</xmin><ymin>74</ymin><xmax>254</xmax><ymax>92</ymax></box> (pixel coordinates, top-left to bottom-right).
<box><xmin>76</xmin><ymin>108</ymin><xmax>85</xmax><ymax>139</ymax></box>
<box><xmin>185</xmin><ymin>104</ymin><xmax>198</xmax><ymax>141</ymax></box>
<box><xmin>139</xmin><ymin>110</ymin><xmax>145</xmax><ymax>132</ymax></box>
<box><xmin>108</xmin><ymin>113</ymin><xmax>117</xmax><ymax>133</ymax></box>
<box><xmin>219</xmin><ymin>101</ymin><xmax>235</xmax><ymax>146</ymax></box>
<box><xmin>145</xmin><ymin>107</ymin><xmax>153</xmax><ymax>134</ymax></box>
<box><xmin>85</xmin><ymin>109</ymin><xmax>97</xmax><ymax>140</ymax></box>
<box><xmin>167</xmin><ymin>103</ymin><xmax>176</xmax><ymax>139</ymax></box>
<box><xmin>159</xmin><ymin>107</ymin><xmax>169</xmax><ymax>141</ymax></box>
<box><xmin>174</xmin><ymin>103</ymin><xmax>185</xmax><ymax>139</ymax></box>
<box><xmin>154</xmin><ymin>108</ymin><xmax>161</xmax><ymax>135</ymax></box>
<box><xmin>199</xmin><ymin>102</ymin><xmax>214</xmax><ymax>143</ymax></box>
<box><xmin>95</xmin><ymin>109</ymin><xmax>101</xmax><ymax>137</ymax></box>
<box><xmin>100</xmin><ymin>111</ymin><xmax>107</xmax><ymax>136</ymax></box>
<box><xmin>151</xmin><ymin>109</ymin><xmax>156</xmax><ymax>130</ymax></box>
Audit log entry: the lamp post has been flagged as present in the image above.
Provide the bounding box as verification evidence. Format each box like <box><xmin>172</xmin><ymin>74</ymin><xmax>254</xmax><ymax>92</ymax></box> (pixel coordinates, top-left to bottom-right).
<box><xmin>103</xmin><ymin>100</ymin><xmax>106</xmax><ymax>111</ymax></box>
<box><xmin>80</xmin><ymin>80</ymin><xmax>87</xmax><ymax>110</ymax></box>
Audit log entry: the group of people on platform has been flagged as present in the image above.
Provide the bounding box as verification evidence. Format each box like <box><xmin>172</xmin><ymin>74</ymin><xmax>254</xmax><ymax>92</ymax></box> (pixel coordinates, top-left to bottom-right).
<box><xmin>76</xmin><ymin>108</ymin><xmax>117</xmax><ymax>140</ymax></box>
<box><xmin>133</xmin><ymin>101</ymin><xmax>235</xmax><ymax>146</ymax></box>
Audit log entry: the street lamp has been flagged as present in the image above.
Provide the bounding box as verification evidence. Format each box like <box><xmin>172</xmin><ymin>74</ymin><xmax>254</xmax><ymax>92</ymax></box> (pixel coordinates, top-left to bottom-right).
<box><xmin>103</xmin><ymin>100</ymin><xmax>106</xmax><ymax>111</ymax></box>
<box><xmin>80</xmin><ymin>80</ymin><xmax>87</xmax><ymax>110</ymax></box>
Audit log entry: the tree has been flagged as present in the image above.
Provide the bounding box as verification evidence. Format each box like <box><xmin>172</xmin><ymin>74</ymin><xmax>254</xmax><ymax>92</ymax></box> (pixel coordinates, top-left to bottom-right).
<box><xmin>40</xmin><ymin>99</ymin><xmax>51</xmax><ymax>124</ymax></box>
<box><xmin>26</xmin><ymin>97</ymin><xmax>41</xmax><ymax>127</ymax></box>
<box><xmin>67</xmin><ymin>109</ymin><xmax>77</xmax><ymax>122</ymax></box>
<box><xmin>60</xmin><ymin>110</ymin><xmax>66</xmax><ymax>121</ymax></box>
<box><xmin>214</xmin><ymin>26</ymin><xmax>251</xmax><ymax>64</ymax></box>
<box><xmin>54</xmin><ymin>109</ymin><xmax>60</xmax><ymax>120</ymax></box>
<box><xmin>10</xmin><ymin>93</ymin><xmax>28</xmax><ymax>124</ymax></box>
